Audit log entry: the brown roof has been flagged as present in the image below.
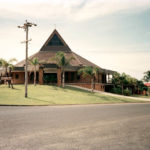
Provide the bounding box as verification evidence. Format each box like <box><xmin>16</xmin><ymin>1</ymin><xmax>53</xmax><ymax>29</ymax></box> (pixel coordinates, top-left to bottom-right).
<box><xmin>15</xmin><ymin>29</ymin><xmax>115</xmax><ymax>74</ymax></box>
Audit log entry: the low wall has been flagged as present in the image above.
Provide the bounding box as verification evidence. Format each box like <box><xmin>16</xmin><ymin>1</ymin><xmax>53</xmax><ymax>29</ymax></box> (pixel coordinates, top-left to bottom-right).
<box><xmin>69</xmin><ymin>83</ymin><xmax>105</xmax><ymax>91</ymax></box>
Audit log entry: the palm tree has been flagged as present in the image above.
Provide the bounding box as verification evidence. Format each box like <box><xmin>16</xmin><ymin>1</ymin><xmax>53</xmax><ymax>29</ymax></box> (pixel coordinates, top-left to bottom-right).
<box><xmin>129</xmin><ymin>77</ymin><xmax>137</xmax><ymax>94</ymax></box>
<box><xmin>29</xmin><ymin>57</ymin><xmax>39</xmax><ymax>86</ymax></box>
<box><xmin>0</xmin><ymin>58</ymin><xmax>17</xmax><ymax>76</ymax></box>
<box><xmin>0</xmin><ymin>58</ymin><xmax>17</xmax><ymax>88</ymax></box>
<box><xmin>119</xmin><ymin>73</ymin><xmax>127</xmax><ymax>95</ymax></box>
<box><xmin>112</xmin><ymin>72</ymin><xmax>127</xmax><ymax>95</ymax></box>
<box><xmin>53</xmin><ymin>51</ymin><xmax>74</xmax><ymax>88</ymax></box>
<box><xmin>78</xmin><ymin>66</ymin><xmax>99</xmax><ymax>92</ymax></box>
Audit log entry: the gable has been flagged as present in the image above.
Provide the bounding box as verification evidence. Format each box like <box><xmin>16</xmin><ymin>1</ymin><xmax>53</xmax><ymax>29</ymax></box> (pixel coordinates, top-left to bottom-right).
<box><xmin>47</xmin><ymin>34</ymin><xmax>64</xmax><ymax>46</ymax></box>
<box><xmin>40</xmin><ymin>29</ymin><xmax>71</xmax><ymax>52</ymax></box>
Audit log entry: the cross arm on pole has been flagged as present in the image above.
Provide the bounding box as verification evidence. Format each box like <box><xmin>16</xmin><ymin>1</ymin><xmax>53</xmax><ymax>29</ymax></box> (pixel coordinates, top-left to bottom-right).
<box><xmin>21</xmin><ymin>39</ymin><xmax>32</xmax><ymax>44</ymax></box>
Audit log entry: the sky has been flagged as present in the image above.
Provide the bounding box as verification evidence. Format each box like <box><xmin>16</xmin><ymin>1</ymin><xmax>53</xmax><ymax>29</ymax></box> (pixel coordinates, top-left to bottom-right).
<box><xmin>0</xmin><ymin>0</ymin><xmax>150</xmax><ymax>79</ymax></box>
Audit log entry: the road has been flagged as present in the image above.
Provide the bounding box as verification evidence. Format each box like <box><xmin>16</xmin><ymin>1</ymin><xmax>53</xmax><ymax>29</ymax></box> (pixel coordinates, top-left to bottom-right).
<box><xmin>0</xmin><ymin>103</ymin><xmax>150</xmax><ymax>150</ymax></box>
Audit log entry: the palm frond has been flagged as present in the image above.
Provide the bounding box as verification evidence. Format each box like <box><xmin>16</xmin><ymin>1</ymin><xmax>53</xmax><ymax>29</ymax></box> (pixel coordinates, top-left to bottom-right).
<box><xmin>9</xmin><ymin>58</ymin><xmax>17</xmax><ymax>64</ymax></box>
<box><xmin>65</xmin><ymin>56</ymin><xmax>75</xmax><ymax>66</ymax></box>
<box><xmin>29</xmin><ymin>57</ymin><xmax>39</xmax><ymax>66</ymax></box>
<box><xmin>53</xmin><ymin>51</ymin><xmax>74</xmax><ymax>69</ymax></box>
<box><xmin>78</xmin><ymin>66</ymin><xmax>99</xmax><ymax>78</ymax></box>
<box><xmin>8</xmin><ymin>64</ymin><xmax>14</xmax><ymax>70</ymax></box>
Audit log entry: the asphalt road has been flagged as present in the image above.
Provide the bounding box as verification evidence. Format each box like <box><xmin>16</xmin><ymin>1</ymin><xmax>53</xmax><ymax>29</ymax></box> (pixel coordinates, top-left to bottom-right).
<box><xmin>0</xmin><ymin>103</ymin><xmax>150</xmax><ymax>150</ymax></box>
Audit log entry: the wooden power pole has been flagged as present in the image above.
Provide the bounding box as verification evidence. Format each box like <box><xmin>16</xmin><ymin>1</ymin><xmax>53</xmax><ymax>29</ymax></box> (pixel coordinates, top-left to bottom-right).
<box><xmin>18</xmin><ymin>20</ymin><xmax>37</xmax><ymax>98</ymax></box>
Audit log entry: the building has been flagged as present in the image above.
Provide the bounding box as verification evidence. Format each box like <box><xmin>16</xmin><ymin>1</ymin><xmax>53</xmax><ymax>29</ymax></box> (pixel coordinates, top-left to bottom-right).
<box><xmin>11</xmin><ymin>29</ymin><xmax>114</xmax><ymax>91</ymax></box>
<box><xmin>144</xmin><ymin>83</ymin><xmax>150</xmax><ymax>88</ymax></box>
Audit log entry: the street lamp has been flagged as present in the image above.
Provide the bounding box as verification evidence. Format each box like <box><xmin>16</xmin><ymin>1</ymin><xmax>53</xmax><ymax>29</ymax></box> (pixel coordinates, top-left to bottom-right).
<box><xmin>18</xmin><ymin>20</ymin><xmax>37</xmax><ymax>98</ymax></box>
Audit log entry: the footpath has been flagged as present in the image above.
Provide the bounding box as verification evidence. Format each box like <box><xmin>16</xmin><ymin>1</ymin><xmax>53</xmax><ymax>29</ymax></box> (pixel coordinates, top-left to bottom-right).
<box><xmin>67</xmin><ymin>85</ymin><xmax>150</xmax><ymax>102</ymax></box>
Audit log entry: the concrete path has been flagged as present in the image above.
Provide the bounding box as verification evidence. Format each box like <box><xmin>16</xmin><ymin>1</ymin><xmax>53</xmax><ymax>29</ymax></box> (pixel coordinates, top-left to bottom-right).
<box><xmin>67</xmin><ymin>85</ymin><xmax>150</xmax><ymax>102</ymax></box>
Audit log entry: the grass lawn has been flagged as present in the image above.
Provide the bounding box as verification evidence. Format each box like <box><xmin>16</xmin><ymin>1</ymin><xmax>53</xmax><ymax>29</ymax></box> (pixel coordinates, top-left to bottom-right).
<box><xmin>132</xmin><ymin>94</ymin><xmax>150</xmax><ymax>99</ymax></box>
<box><xmin>0</xmin><ymin>84</ymin><xmax>147</xmax><ymax>105</ymax></box>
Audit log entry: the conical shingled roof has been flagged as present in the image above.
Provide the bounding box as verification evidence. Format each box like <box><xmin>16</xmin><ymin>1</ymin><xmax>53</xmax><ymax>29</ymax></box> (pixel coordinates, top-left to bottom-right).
<box><xmin>15</xmin><ymin>29</ymin><xmax>114</xmax><ymax>74</ymax></box>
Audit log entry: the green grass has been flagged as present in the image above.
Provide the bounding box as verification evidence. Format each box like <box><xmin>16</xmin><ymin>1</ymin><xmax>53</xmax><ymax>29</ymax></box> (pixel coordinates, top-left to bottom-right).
<box><xmin>0</xmin><ymin>84</ymin><xmax>146</xmax><ymax>105</ymax></box>
<box><xmin>132</xmin><ymin>94</ymin><xmax>150</xmax><ymax>99</ymax></box>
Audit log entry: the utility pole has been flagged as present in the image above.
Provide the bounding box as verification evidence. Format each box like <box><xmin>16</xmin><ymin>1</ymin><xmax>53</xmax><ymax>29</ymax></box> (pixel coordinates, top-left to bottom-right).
<box><xmin>18</xmin><ymin>20</ymin><xmax>37</xmax><ymax>98</ymax></box>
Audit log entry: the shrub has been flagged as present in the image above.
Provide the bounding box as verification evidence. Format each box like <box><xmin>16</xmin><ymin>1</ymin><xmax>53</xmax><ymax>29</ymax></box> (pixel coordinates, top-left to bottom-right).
<box><xmin>43</xmin><ymin>75</ymin><xmax>51</xmax><ymax>84</ymax></box>
<box><xmin>111</xmin><ymin>87</ymin><xmax>122</xmax><ymax>95</ymax></box>
<box><xmin>124</xmin><ymin>88</ymin><xmax>132</xmax><ymax>96</ymax></box>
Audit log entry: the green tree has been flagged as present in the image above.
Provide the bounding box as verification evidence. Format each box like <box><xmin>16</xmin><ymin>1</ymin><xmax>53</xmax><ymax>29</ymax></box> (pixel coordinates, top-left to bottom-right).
<box><xmin>112</xmin><ymin>72</ymin><xmax>147</xmax><ymax>95</ymax></box>
<box><xmin>78</xmin><ymin>66</ymin><xmax>99</xmax><ymax>92</ymax></box>
<box><xmin>0</xmin><ymin>58</ymin><xmax>17</xmax><ymax>76</ymax></box>
<box><xmin>112</xmin><ymin>72</ymin><xmax>121</xmax><ymax>86</ymax></box>
<box><xmin>29</xmin><ymin>57</ymin><xmax>39</xmax><ymax>86</ymax></box>
<box><xmin>0</xmin><ymin>58</ymin><xmax>17</xmax><ymax>88</ymax></box>
<box><xmin>143</xmin><ymin>70</ymin><xmax>150</xmax><ymax>95</ymax></box>
<box><xmin>143</xmin><ymin>70</ymin><xmax>150</xmax><ymax>82</ymax></box>
<box><xmin>53</xmin><ymin>51</ymin><xmax>74</xmax><ymax>88</ymax></box>
<box><xmin>112</xmin><ymin>72</ymin><xmax>126</xmax><ymax>95</ymax></box>
<box><xmin>112</xmin><ymin>72</ymin><xmax>134</xmax><ymax>95</ymax></box>
<box><xmin>119</xmin><ymin>73</ymin><xmax>127</xmax><ymax>95</ymax></box>
<box><xmin>129</xmin><ymin>77</ymin><xmax>137</xmax><ymax>94</ymax></box>
<box><xmin>136</xmin><ymin>80</ymin><xmax>147</xmax><ymax>94</ymax></box>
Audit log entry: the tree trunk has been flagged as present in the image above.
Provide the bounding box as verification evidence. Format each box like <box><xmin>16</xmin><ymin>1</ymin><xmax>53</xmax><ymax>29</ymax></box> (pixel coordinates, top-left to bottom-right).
<box><xmin>121</xmin><ymin>84</ymin><xmax>124</xmax><ymax>95</ymax></box>
<box><xmin>137</xmin><ymin>86</ymin><xmax>139</xmax><ymax>94</ymax></box>
<box><xmin>8</xmin><ymin>67</ymin><xmax>11</xmax><ymax>88</ymax></box>
<box><xmin>34</xmin><ymin>67</ymin><xmax>36</xmax><ymax>86</ymax></box>
<box><xmin>62</xmin><ymin>71</ymin><xmax>65</xmax><ymax>88</ymax></box>
<box><xmin>8</xmin><ymin>67</ymin><xmax>11</xmax><ymax>77</ymax></box>
<box><xmin>8</xmin><ymin>80</ymin><xmax>10</xmax><ymax>88</ymax></box>
<box><xmin>11</xmin><ymin>79</ymin><xmax>14</xmax><ymax>89</ymax></box>
<box><xmin>132</xmin><ymin>85</ymin><xmax>135</xmax><ymax>95</ymax></box>
<box><xmin>5</xmin><ymin>67</ymin><xmax>7</xmax><ymax>77</ymax></box>
<box><xmin>91</xmin><ymin>78</ymin><xmax>94</xmax><ymax>92</ymax></box>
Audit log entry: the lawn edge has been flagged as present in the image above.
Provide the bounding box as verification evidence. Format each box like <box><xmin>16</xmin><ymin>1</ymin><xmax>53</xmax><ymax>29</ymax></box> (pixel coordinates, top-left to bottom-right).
<box><xmin>0</xmin><ymin>101</ymin><xmax>149</xmax><ymax>106</ymax></box>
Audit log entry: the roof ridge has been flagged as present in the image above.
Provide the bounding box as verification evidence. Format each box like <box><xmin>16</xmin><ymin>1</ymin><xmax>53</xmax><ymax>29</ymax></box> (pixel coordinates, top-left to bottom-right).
<box><xmin>72</xmin><ymin>52</ymin><xmax>82</xmax><ymax>66</ymax></box>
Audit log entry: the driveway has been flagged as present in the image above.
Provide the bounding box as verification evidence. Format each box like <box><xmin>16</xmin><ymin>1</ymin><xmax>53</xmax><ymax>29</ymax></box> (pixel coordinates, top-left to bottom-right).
<box><xmin>0</xmin><ymin>103</ymin><xmax>150</xmax><ymax>150</ymax></box>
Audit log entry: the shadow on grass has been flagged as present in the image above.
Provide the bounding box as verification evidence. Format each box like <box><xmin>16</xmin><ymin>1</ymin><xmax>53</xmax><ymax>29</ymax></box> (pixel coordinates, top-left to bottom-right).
<box><xmin>0</xmin><ymin>84</ymin><xmax>21</xmax><ymax>90</ymax></box>
<box><xmin>28</xmin><ymin>97</ymin><xmax>55</xmax><ymax>104</ymax></box>
<box><xmin>64</xmin><ymin>86</ymin><xmax>92</xmax><ymax>94</ymax></box>
<box><xmin>48</xmin><ymin>85</ymin><xmax>58</xmax><ymax>91</ymax></box>
<box><xmin>46</xmin><ymin>85</ymin><xmax>91</xmax><ymax>94</ymax></box>
<box><xmin>12</xmin><ymin>88</ymin><xmax>21</xmax><ymax>90</ymax></box>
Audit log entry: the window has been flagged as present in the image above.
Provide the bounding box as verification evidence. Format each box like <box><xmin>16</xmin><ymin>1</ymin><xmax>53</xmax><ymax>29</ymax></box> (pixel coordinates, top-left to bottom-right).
<box><xmin>47</xmin><ymin>34</ymin><xmax>64</xmax><ymax>46</ymax></box>
<box><xmin>15</xmin><ymin>74</ymin><xmax>19</xmax><ymax>79</ymax></box>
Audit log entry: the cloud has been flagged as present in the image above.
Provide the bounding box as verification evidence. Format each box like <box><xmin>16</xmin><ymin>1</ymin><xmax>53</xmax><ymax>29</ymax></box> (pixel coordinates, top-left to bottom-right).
<box><xmin>0</xmin><ymin>0</ymin><xmax>150</xmax><ymax>80</ymax></box>
<box><xmin>71</xmin><ymin>0</ymin><xmax>150</xmax><ymax>21</ymax></box>
<box><xmin>0</xmin><ymin>0</ymin><xmax>150</xmax><ymax>22</ymax></box>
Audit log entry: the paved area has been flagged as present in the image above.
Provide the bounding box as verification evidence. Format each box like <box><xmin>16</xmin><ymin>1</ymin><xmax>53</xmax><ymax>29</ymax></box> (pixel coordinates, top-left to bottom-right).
<box><xmin>68</xmin><ymin>85</ymin><xmax>150</xmax><ymax>101</ymax></box>
<box><xmin>0</xmin><ymin>103</ymin><xmax>150</xmax><ymax>150</ymax></box>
